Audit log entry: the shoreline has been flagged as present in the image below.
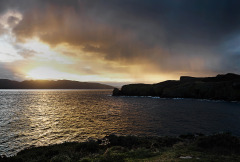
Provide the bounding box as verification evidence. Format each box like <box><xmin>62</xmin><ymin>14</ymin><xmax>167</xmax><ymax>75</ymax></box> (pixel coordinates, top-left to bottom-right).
<box><xmin>2</xmin><ymin>133</ymin><xmax>240</xmax><ymax>161</ymax></box>
<box><xmin>111</xmin><ymin>94</ymin><xmax>240</xmax><ymax>103</ymax></box>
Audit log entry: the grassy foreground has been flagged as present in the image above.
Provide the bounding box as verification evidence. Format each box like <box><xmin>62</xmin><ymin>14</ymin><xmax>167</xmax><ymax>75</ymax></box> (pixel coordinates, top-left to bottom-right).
<box><xmin>1</xmin><ymin>133</ymin><xmax>240</xmax><ymax>162</ymax></box>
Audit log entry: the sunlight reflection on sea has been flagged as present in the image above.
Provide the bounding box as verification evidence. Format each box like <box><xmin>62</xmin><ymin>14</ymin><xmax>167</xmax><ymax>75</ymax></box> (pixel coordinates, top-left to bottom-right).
<box><xmin>0</xmin><ymin>89</ymin><xmax>240</xmax><ymax>156</ymax></box>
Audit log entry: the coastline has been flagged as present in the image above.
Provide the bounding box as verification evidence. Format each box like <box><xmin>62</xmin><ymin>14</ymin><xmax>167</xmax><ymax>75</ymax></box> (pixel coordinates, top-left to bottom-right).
<box><xmin>112</xmin><ymin>94</ymin><xmax>240</xmax><ymax>103</ymax></box>
<box><xmin>113</xmin><ymin>73</ymin><xmax>240</xmax><ymax>102</ymax></box>
<box><xmin>2</xmin><ymin>133</ymin><xmax>240</xmax><ymax>162</ymax></box>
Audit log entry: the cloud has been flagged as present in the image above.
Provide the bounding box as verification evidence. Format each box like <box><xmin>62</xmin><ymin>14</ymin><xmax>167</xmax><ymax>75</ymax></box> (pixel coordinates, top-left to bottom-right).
<box><xmin>17</xmin><ymin>48</ymin><xmax>38</xmax><ymax>58</ymax></box>
<box><xmin>1</xmin><ymin>0</ymin><xmax>240</xmax><ymax>82</ymax></box>
<box><xmin>12</xmin><ymin>4</ymin><xmax>146</xmax><ymax>63</ymax></box>
<box><xmin>0</xmin><ymin>24</ymin><xmax>6</xmax><ymax>35</ymax></box>
<box><xmin>0</xmin><ymin>62</ymin><xmax>25</xmax><ymax>80</ymax></box>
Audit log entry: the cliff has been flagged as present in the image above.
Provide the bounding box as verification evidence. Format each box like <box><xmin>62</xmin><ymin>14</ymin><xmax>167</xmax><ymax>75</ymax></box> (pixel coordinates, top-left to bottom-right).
<box><xmin>113</xmin><ymin>73</ymin><xmax>240</xmax><ymax>101</ymax></box>
<box><xmin>0</xmin><ymin>79</ymin><xmax>114</xmax><ymax>89</ymax></box>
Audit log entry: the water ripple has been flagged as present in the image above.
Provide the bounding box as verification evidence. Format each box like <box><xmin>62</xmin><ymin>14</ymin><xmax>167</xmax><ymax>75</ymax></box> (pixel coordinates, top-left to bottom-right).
<box><xmin>0</xmin><ymin>90</ymin><xmax>240</xmax><ymax>156</ymax></box>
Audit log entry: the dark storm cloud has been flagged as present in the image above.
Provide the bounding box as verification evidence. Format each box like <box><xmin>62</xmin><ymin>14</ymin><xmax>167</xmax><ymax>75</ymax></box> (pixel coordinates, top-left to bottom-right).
<box><xmin>79</xmin><ymin>0</ymin><xmax>240</xmax><ymax>46</ymax></box>
<box><xmin>1</xmin><ymin>0</ymin><xmax>240</xmax><ymax>74</ymax></box>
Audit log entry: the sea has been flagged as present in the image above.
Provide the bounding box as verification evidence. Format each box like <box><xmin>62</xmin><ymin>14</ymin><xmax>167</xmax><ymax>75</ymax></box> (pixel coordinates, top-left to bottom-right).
<box><xmin>0</xmin><ymin>89</ymin><xmax>240</xmax><ymax>156</ymax></box>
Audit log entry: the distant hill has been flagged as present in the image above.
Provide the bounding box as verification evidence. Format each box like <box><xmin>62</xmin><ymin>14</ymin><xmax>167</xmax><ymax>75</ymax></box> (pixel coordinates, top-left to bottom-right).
<box><xmin>113</xmin><ymin>73</ymin><xmax>240</xmax><ymax>101</ymax></box>
<box><xmin>0</xmin><ymin>79</ymin><xmax>115</xmax><ymax>89</ymax></box>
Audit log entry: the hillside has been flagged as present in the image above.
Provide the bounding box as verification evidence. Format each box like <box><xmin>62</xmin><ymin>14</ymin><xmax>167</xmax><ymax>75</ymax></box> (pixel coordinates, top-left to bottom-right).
<box><xmin>0</xmin><ymin>79</ymin><xmax>114</xmax><ymax>89</ymax></box>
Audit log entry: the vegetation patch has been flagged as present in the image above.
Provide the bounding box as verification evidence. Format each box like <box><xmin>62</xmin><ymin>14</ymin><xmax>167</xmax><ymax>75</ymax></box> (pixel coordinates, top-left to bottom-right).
<box><xmin>1</xmin><ymin>133</ymin><xmax>240</xmax><ymax>162</ymax></box>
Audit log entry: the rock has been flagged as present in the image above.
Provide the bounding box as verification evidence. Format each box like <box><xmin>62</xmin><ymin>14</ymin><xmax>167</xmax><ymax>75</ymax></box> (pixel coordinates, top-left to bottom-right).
<box><xmin>179</xmin><ymin>156</ymin><xmax>192</xmax><ymax>159</ymax></box>
<box><xmin>112</xmin><ymin>88</ymin><xmax>122</xmax><ymax>96</ymax></box>
<box><xmin>121</xmin><ymin>84</ymin><xmax>154</xmax><ymax>96</ymax></box>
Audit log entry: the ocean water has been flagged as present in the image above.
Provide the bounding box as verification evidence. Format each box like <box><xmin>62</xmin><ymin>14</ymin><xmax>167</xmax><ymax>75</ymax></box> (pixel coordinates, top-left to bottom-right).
<box><xmin>0</xmin><ymin>89</ymin><xmax>240</xmax><ymax>156</ymax></box>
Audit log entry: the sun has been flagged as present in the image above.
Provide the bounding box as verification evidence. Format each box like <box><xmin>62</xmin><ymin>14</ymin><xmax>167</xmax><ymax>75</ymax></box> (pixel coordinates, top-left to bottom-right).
<box><xmin>25</xmin><ymin>66</ymin><xmax>100</xmax><ymax>81</ymax></box>
<box><xmin>26</xmin><ymin>67</ymin><xmax>72</xmax><ymax>80</ymax></box>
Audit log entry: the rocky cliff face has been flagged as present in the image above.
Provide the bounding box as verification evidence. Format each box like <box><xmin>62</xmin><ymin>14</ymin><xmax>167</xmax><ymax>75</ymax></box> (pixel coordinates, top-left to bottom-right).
<box><xmin>113</xmin><ymin>73</ymin><xmax>240</xmax><ymax>101</ymax></box>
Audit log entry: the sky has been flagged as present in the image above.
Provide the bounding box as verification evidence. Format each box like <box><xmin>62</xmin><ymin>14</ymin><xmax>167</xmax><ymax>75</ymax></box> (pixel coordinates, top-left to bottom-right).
<box><xmin>0</xmin><ymin>0</ymin><xmax>240</xmax><ymax>86</ymax></box>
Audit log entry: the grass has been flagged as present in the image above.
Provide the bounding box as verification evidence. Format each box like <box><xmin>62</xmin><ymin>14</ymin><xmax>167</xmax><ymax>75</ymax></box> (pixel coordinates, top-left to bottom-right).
<box><xmin>1</xmin><ymin>133</ymin><xmax>240</xmax><ymax>162</ymax></box>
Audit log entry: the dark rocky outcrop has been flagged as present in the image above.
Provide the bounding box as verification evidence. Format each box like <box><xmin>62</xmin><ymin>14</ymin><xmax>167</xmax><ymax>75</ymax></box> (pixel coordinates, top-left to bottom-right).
<box><xmin>0</xmin><ymin>79</ymin><xmax>114</xmax><ymax>89</ymax></box>
<box><xmin>113</xmin><ymin>73</ymin><xmax>240</xmax><ymax>101</ymax></box>
<box><xmin>113</xmin><ymin>88</ymin><xmax>122</xmax><ymax>96</ymax></box>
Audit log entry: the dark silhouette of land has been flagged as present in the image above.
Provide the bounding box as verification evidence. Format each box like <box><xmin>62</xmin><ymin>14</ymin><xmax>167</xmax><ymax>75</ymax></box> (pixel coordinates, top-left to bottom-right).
<box><xmin>113</xmin><ymin>73</ymin><xmax>240</xmax><ymax>101</ymax></box>
<box><xmin>2</xmin><ymin>133</ymin><xmax>240</xmax><ymax>161</ymax></box>
<box><xmin>0</xmin><ymin>79</ymin><xmax>114</xmax><ymax>89</ymax></box>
